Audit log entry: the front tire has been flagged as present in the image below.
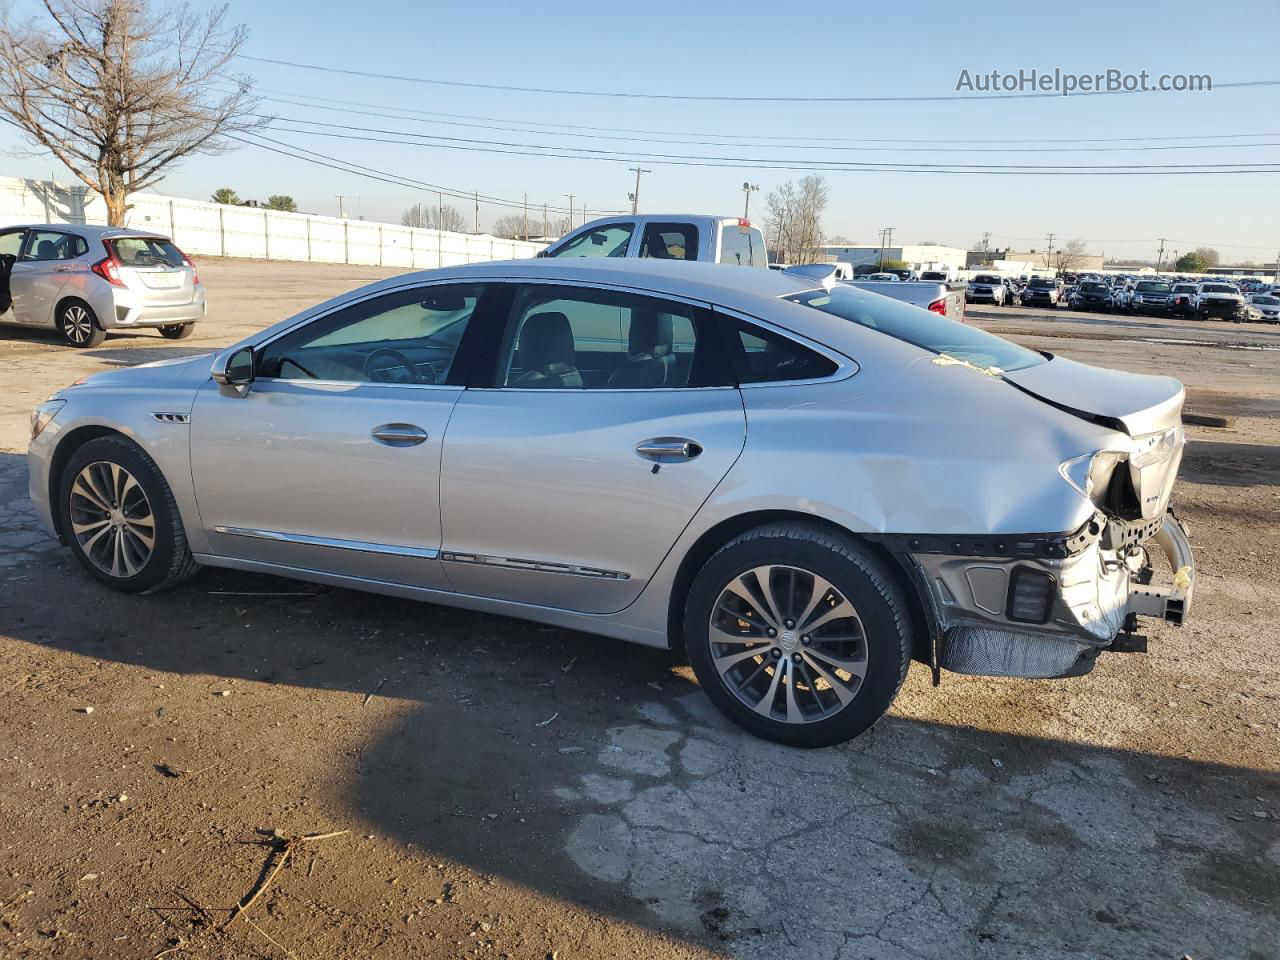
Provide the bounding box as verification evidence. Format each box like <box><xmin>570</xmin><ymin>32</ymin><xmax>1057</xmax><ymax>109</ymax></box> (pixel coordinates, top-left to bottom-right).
<box><xmin>59</xmin><ymin>435</ymin><xmax>199</xmax><ymax>593</ymax></box>
<box><xmin>57</xmin><ymin>299</ymin><xmax>105</xmax><ymax>348</ymax></box>
<box><xmin>158</xmin><ymin>323</ymin><xmax>195</xmax><ymax>340</ymax></box>
<box><xmin>684</xmin><ymin>524</ymin><xmax>912</xmax><ymax>748</ymax></box>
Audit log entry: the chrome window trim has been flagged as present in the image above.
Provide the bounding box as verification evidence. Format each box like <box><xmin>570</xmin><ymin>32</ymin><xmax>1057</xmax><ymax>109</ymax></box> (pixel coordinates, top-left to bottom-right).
<box><xmin>251</xmin><ymin>377</ymin><xmax>463</xmax><ymax>392</ymax></box>
<box><xmin>214</xmin><ymin>525</ymin><xmax>440</xmax><ymax>559</ymax></box>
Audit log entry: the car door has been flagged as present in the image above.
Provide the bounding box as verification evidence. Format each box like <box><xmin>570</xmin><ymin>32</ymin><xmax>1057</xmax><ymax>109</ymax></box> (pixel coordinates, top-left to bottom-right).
<box><xmin>9</xmin><ymin>229</ymin><xmax>83</xmax><ymax>325</ymax></box>
<box><xmin>439</xmin><ymin>282</ymin><xmax>746</xmax><ymax>614</ymax></box>
<box><xmin>190</xmin><ymin>282</ymin><xmax>492</xmax><ymax>588</ymax></box>
<box><xmin>0</xmin><ymin>228</ymin><xmax>26</xmax><ymax>318</ymax></box>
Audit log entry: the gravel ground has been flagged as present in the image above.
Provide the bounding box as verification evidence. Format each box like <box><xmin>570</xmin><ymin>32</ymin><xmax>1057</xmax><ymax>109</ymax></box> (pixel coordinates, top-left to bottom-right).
<box><xmin>0</xmin><ymin>259</ymin><xmax>1276</xmax><ymax>959</ymax></box>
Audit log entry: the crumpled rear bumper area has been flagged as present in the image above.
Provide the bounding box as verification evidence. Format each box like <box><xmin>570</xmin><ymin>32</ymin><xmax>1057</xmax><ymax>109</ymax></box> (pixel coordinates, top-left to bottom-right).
<box><xmin>904</xmin><ymin>511</ymin><xmax>1193</xmax><ymax>679</ymax></box>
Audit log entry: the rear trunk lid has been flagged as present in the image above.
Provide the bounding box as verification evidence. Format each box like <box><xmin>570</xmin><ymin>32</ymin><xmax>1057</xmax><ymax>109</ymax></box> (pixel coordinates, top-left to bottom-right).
<box><xmin>1004</xmin><ymin>355</ymin><xmax>1185</xmax><ymax>520</ymax></box>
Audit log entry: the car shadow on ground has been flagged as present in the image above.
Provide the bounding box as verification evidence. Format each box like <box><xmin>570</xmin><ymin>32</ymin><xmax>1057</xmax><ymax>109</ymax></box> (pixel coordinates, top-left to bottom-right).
<box><xmin>0</xmin><ymin>450</ymin><xmax>1276</xmax><ymax>958</ymax></box>
<box><xmin>84</xmin><ymin>344</ymin><xmax>214</xmax><ymax>366</ymax></box>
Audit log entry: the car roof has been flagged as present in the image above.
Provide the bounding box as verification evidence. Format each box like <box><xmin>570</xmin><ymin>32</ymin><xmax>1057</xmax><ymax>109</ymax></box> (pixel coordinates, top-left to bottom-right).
<box><xmin>1</xmin><ymin>222</ymin><xmax>171</xmax><ymax>239</ymax></box>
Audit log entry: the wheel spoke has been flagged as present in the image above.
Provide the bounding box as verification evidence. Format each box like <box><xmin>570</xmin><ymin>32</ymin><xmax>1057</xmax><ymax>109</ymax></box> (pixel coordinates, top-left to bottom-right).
<box><xmin>747</xmin><ymin>565</ymin><xmax>786</xmax><ymax>627</ymax></box>
<box><xmin>781</xmin><ymin>659</ymin><xmax>802</xmax><ymax>724</ymax></box>
<box><xmin>803</xmin><ymin>650</ymin><xmax>865</xmax><ymax>686</ymax></box>
<box><xmin>71</xmin><ymin>517</ymin><xmax>110</xmax><ymax>537</ymax></box>
<box><xmin>749</xmin><ymin>660</ymin><xmax>785</xmax><ymax>717</ymax></box>
<box><xmin>802</xmin><ymin>598</ymin><xmax>861</xmax><ymax>635</ymax></box>
<box><xmin>713</xmin><ymin>645</ymin><xmax>771</xmax><ymax>671</ymax></box>
<box><xmin>800</xmin><ymin>652</ymin><xmax>856</xmax><ymax>705</ymax></box>
<box><xmin>795</xmin><ymin>573</ymin><xmax>837</xmax><ymax>631</ymax></box>
<box><xmin>709</xmin><ymin>625</ymin><xmax>769</xmax><ymax>646</ymax></box>
<box><xmin>724</xmin><ymin>573</ymin><xmax>780</xmax><ymax>630</ymax></box>
<box><xmin>79</xmin><ymin>521</ymin><xmax>113</xmax><ymax>553</ymax></box>
<box><xmin>72</xmin><ymin>475</ymin><xmax>111</xmax><ymax>513</ymax></box>
<box><xmin>123</xmin><ymin>522</ymin><xmax>154</xmax><ymax>552</ymax></box>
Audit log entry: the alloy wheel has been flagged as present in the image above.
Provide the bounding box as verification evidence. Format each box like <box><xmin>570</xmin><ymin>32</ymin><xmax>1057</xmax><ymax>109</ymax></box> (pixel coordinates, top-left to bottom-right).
<box><xmin>68</xmin><ymin>461</ymin><xmax>155</xmax><ymax>578</ymax></box>
<box><xmin>63</xmin><ymin>304</ymin><xmax>94</xmax><ymax>344</ymax></box>
<box><xmin>708</xmin><ymin>564</ymin><xmax>868</xmax><ymax>725</ymax></box>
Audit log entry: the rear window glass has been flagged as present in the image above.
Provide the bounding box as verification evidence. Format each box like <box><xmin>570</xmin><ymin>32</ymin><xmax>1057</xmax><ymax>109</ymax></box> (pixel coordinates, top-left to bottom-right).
<box><xmin>718</xmin><ymin>224</ymin><xmax>765</xmax><ymax>267</ymax></box>
<box><xmin>786</xmin><ymin>285</ymin><xmax>1047</xmax><ymax>373</ymax></box>
<box><xmin>112</xmin><ymin>236</ymin><xmax>184</xmax><ymax>267</ymax></box>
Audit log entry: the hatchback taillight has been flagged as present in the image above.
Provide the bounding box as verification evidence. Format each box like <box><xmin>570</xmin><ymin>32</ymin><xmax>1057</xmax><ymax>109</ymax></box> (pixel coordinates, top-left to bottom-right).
<box><xmin>927</xmin><ymin>297</ymin><xmax>947</xmax><ymax>315</ymax></box>
<box><xmin>90</xmin><ymin>243</ymin><xmax>125</xmax><ymax>287</ymax></box>
<box><xmin>181</xmin><ymin>253</ymin><xmax>200</xmax><ymax>286</ymax></box>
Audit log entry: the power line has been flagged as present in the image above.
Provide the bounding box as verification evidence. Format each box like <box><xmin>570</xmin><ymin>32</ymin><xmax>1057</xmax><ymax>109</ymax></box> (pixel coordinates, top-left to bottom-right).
<box><xmin>239</xmin><ymin>55</ymin><xmax>1280</xmax><ymax>103</ymax></box>
<box><xmin>259</xmin><ymin>121</ymin><xmax>1280</xmax><ymax>174</ymax></box>
<box><xmin>231</xmin><ymin>83</ymin><xmax>1280</xmax><ymax>146</ymax></box>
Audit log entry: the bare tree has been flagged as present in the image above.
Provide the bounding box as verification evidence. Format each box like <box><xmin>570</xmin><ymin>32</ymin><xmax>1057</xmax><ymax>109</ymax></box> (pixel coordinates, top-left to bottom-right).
<box><xmin>0</xmin><ymin>0</ymin><xmax>261</xmax><ymax>225</ymax></box>
<box><xmin>491</xmin><ymin>213</ymin><xmax>531</xmax><ymax>239</ymax></box>
<box><xmin>400</xmin><ymin>201</ymin><xmax>466</xmax><ymax>233</ymax></box>
<box><xmin>1193</xmin><ymin>246</ymin><xmax>1220</xmax><ymax>267</ymax></box>
<box><xmin>1054</xmin><ymin>239</ymin><xmax>1089</xmax><ymax>272</ymax></box>
<box><xmin>765</xmin><ymin>176</ymin><xmax>828</xmax><ymax>264</ymax></box>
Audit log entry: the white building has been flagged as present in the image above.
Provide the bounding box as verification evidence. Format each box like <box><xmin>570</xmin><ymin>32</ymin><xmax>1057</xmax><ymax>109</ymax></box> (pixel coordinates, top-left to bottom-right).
<box><xmin>817</xmin><ymin>243</ymin><xmax>969</xmax><ymax>273</ymax></box>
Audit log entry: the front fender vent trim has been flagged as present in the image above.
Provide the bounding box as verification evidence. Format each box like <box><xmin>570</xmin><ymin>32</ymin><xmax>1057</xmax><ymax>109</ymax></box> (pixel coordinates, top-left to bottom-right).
<box><xmin>441</xmin><ymin>551</ymin><xmax>630</xmax><ymax>580</ymax></box>
<box><xmin>151</xmin><ymin>412</ymin><xmax>190</xmax><ymax>424</ymax></box>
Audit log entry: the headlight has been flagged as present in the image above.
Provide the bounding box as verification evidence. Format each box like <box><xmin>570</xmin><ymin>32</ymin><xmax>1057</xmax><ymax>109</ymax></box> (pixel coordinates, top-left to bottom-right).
<box><xmin>1059</xmin><ymin>450</ymin><xmax>1127</xmax><ymax>502</ymax></box>
<box><xmin>30</xmin><ymin>399</ymin><xmax>66</xmax><ymax>440</ymax></box>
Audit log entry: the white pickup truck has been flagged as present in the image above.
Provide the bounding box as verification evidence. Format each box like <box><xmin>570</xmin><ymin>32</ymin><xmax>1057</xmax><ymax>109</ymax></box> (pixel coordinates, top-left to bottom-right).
<box><xmin>784</xmin><ymin>263</ymin><xmax>967</xmax><ymax>320</ymax></box>
<box><xmin>539</xmin><ymin>214</ymin><xmax>768</xmax><ymax>267</ymax></box>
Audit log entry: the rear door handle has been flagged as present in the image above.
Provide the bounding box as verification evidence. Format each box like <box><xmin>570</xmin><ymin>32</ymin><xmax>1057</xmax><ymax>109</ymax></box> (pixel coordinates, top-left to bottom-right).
<box><xmin>635</xmin><ymin>438</ymin><xmax>703</xmax><ymax>462</ymax></box>
<box><xmin>371</xmin><ymin>423</ymin><xmax>428</xmax><ymax>447</ymax></box>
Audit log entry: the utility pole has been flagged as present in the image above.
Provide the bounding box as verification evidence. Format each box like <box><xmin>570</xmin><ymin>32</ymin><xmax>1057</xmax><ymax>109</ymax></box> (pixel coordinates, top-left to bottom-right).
<box><xmin>564</xmin><ymin>193</ymin><xmax>575</xmax><ymax>232</ymax></box>
<box><xmin>522</xmin><ymin>193</ymin><xmax>528</xmax><ymax>240</ymax></box>
<box><xmin>474</xmin><ymin>190</ymin><xmax>479</xmax><ymax>233</ymax></box>
<box><xmin>981</xmin><ymin>231</ymin><xmax>991</xmax><ymax>255</ymax></box>
<box><xmin>436</xmin><ymin>191</ymin><xmax>443</xmax><ymax>231</ymax></box>
<box><xmin>543</xmin><ymin>202</ymin><xmax>548</xmax><ymax>238</ymax></box>
<box><xmin>880</xmin><ymin>226</ymin><xmax>895</xmax><ymax>269</ymax></box>
<box><xmin>628</xmin><ymin>167</ymin><xmax>650</xmax><ymax>215</ymax></box>
<box><xmin>1045</xmin><ymin>232</ymin><xmax>1056</xmax><ymax>271</ymax></box>
<box><xmin>1156</xmin><ymin>237</ymin><xmax>1167</xmax><ymax>272</ymax></box>
<box><xmin>335</xmin><ymin>195</ymin><xmax>349</xmax><ymax>219</ymax></box>
<box><xmin>742</xmin><ymin>182</ymin><xmax>760</xmax><ymax>219</ymax></box>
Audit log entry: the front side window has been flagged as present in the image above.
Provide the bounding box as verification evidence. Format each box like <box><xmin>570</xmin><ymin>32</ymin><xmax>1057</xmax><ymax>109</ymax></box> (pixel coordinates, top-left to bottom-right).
<box><xmin>717</xmin><ymin>224</ymin><xmax>765</xmax><ymax>267</ymax></box>
<box><xmin>497</xmin><ymin>285</ymin><xmax>723</xmax><ymax>389</ymax></box>
<box><xmin>639</xmin><ymin>222</ymin><xmax>698</xmax><ymax>261</ymax></box>
<box><xmin>259</xmin><ymin>284</ymin><xmax>484</xmax><ymax>384</ymax></box>
<box><xmin>23</xmin><ymin>231</ymin><xmax>84</xmax><ymax>262</ymax></box>
<box><xmin>547</xmin><ymin>223</ymin><xmax>633</xmax><ymax>258</ymax></box>
<box><xmin>786</xmin><ymin>284</ymin><xmax>1047</xmax><ymax>373</ymax></box>
<box><xmin>0</xmin><ymin>230</ymin><xmax>24</xmax><ymax>258</ymax></box>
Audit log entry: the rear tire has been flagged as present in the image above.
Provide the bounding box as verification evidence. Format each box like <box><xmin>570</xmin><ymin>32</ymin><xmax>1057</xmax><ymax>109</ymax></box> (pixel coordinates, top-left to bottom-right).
<box><xmin>683</xmin><ymin>524</ymin><xmax>912</xmax><ymax>748</ymax></box>
<box><xmin>57</xmin><ymin>299</ymin><xmax>105</xmax><ymax>348</ymax></box>
<box><xmin>59</xmin><ymin>435</ymin><xmax>199</xmax><ymax>594</ymax></box>
<box><xmin>158</xmin><ymin>323</ymin><xmax>195</xmax><ymax>340</ymax></box>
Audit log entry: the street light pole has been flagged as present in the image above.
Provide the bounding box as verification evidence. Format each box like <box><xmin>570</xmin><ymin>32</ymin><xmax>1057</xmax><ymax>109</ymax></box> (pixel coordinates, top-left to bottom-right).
<box><xmin>742</xmin><ymin>182</ymin><xmax>760</xmax><ymax>219</ymax></box>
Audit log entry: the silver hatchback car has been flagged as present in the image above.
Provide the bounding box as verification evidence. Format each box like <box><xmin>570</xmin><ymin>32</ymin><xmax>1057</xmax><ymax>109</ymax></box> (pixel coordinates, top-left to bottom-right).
<box><xmin>27</xmin><ymin>259</ymin><xmax>1194</xmax><ymax>746</ymax></box>
<box><xmin>0</xmin><ymin>223</ymin><xmax>206</xmax><ymax>347</ymax></box>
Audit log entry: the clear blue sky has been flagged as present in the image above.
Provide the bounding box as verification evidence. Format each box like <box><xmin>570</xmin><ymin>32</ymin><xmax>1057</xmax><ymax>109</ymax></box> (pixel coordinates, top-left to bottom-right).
<box><xmin>3</xmin><ymin>0</ymin><xmax>1278</xmax><ymax>262</ymax></box>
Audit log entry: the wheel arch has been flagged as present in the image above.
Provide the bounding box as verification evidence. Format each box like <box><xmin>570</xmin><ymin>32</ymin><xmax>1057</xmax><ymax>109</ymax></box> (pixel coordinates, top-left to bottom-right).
<box><xmin>665</xmin><ymin>509</ymin><xmax>934</xmax><ymax>664</ymax></box>
<box><xmin>46</xmin><ymin>424</ymin><xmax>129</xmax><ymax>540</ymax></box>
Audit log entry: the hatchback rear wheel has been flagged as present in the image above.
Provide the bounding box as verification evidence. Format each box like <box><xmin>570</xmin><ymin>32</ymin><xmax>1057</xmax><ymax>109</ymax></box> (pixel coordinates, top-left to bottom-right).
<box><xmin>57</xmin><ymin>299</ymin><xmax>105</xmax><ymax>348</ymax></box>
<box><xmin>684</xmin><ymin>524</ymin><xmax>912</xmax><ymax>747</ymax></box>
<box><xmin>158</xmin><ymin>323</ymin><xmax>195</xmax><ymax>340</ymax></box>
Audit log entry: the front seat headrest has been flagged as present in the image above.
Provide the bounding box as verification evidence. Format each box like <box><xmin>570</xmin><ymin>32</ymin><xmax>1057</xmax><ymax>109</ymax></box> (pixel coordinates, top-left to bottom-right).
<box><xmin>628</xmin><ymin>310</ymin><xmax>673</xmax><ymax>358</ymax></box>
<box><xmin>518</xmin><ymin>311</ymin><xmax>575</xmax><ymax>372</ymax></box>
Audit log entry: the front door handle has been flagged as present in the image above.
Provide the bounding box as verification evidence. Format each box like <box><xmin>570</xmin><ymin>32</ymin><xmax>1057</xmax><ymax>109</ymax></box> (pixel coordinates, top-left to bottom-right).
<box><xmin>635</xmin><ymin>438</ymin><xmax>703</xmax><ymax>462</ymax></box>
<box><xmin>371</xmin><ymin>423</ymin><xmax>428</xmax><ymax>447</ymax></box>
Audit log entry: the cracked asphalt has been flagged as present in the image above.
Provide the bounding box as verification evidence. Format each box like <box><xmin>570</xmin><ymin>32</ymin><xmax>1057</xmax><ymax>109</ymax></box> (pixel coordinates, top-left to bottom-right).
<box><xmin>0</xmin><ymin>259</ymin><xmax>1277</xmax><ymax>959</ymax></box>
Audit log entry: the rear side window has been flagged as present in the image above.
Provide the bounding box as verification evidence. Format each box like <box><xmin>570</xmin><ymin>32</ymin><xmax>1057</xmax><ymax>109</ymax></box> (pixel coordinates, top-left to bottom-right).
<box><xmin>718</xmin><ymin>224</ymin><xmax>766</xmax><ymax>267</ymax></box>
<box><xmin>112</xmin><ymin>236</ymin><xmax>184</xmax><ymax>267</ymax></box>
<box><xmin>724</xmin><ymin>319</ymin><xmax>839</xmax><ymax>384</ymax></box>
<box><xmin>639</xmin><ymin>222</ymin><xmax>698</xmax><ymax>261</ymax></box>
<box><xmin>787</xmin><ymin>285</ymin><xmax>1046</xmax><ymax>373</ymax></box>
<box><xmin>0</xmin><ymin>230</ymin><xmax>23</xmax><ymax>258</ymax></box>
<box><xmin>23</xmin><ymin>230</ymin><xmax>86</xmax><ymax>261</ymax></box>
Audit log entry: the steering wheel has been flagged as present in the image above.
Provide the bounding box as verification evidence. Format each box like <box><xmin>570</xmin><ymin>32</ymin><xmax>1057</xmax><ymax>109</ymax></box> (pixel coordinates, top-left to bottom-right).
<box><xmin>365</xmin><ymin>347</ymin><xmax>430</xmax><ymax>384</ymax></box>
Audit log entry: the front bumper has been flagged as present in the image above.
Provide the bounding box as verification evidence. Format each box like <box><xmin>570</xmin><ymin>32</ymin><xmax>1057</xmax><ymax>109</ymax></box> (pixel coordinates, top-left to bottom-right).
<box><xmin>900</xmin><ymin>511</ymin><xmax>1193</xmax><ymax>679</ymax></box>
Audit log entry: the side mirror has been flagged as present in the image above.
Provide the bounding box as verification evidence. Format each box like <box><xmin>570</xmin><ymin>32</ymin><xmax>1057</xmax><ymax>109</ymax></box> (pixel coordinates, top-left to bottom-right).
<box><xmin>213</xmin><ymin>346</ymin><xmax>255</xmax><ymax>395</ymax></box>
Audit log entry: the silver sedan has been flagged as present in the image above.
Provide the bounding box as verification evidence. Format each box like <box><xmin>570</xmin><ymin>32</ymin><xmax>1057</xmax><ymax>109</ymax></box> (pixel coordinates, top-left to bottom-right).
<box><xmin>27</xmin><ymin>259</ymin><xmax>1194</xmax><ymax>746</ymax></box>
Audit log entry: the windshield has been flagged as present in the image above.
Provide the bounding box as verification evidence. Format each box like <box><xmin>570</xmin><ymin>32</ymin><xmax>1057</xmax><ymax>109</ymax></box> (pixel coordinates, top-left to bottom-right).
<box><xmin>786</xmin><ymin>286</ymin><xmax>1047</xmax><ymax>373</ymax></box>
<box><xmin>1135</xmin><ymin>282</ymin><xmax>1170</xmax><ymax>292</ymax></box>
<box><xmin>1173</xmin><ymin>284</ymin><xmax>1195</xmax><ymax>292</ymax></box>
<box><xmin>972</xmin><ymin>275</ymin><xmax>1001</xmax><ymax>284</ymax></box>
<box><xmin>1202</xmin><ymin>284</ymin><xmax>1236</xmax><ymax>293</ymax></box>
<box><xmin>1080</xmin><ymin>282</ymin><xmax>1107</xmax><ymax>292</ymax></box>
<box><xmin>1252</xmin><ymin>295</ymin><xmax>1280</xmax><ymax>305</ymax></box>
<box><xmin>1029</xmin><ymin>279</ymin><xmax>1054</xmax><ymax>288</ymax></box>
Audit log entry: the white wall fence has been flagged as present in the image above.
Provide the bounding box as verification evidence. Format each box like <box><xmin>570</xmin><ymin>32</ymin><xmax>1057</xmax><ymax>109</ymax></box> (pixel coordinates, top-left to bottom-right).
<box><xmin>0</xmin><ymin>176</ymin><xmax>547</xmax><ymax>268</ymax></box>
